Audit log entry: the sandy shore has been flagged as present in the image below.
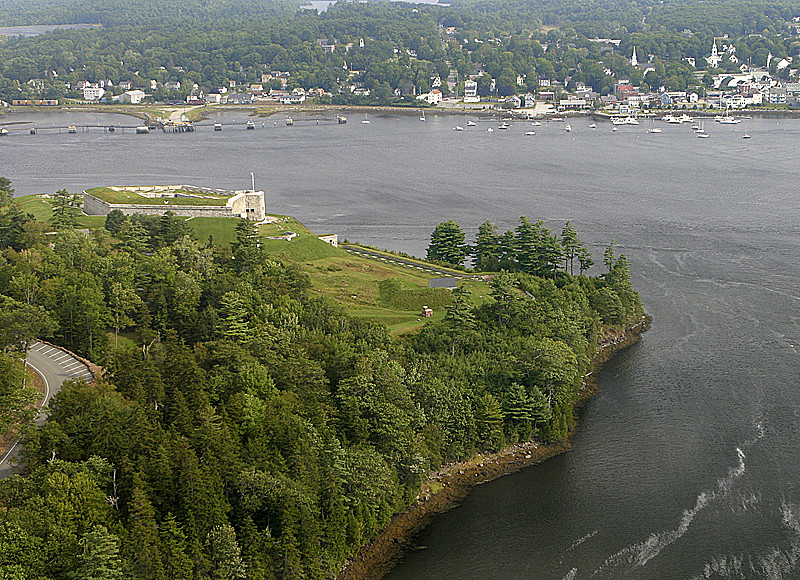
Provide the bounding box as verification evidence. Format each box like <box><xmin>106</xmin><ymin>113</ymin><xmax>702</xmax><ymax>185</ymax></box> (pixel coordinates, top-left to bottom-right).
<box><xmin>337</xmin><ymin>314</ymin><xmax>651</xmax><ymax>580</ymax></box>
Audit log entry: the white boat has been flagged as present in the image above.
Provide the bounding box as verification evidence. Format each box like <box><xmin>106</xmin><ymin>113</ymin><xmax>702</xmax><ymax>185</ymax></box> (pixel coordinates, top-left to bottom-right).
<box><xmin>718</xmin><ymin>116</ymin><xmax>740</xmax><ymax>124</ymax></box>
<box><xmin>678</xmin><ymin>114</ymin><xmax>693</xmax><ymax>123</ymax></box>
<box><xmin>135</xmin><ymin>126</ymin><xmax>150</xmax><ymax>134</ymax></box>
<box><xmin>742</xmin><ymin>132</ymin><xmax>751</xmax><ymax>139</ymax></box>
<box><xmin>531</xmin><ymin>121</ymin><xmax>542</xmax><ymax>126</ymax></box>
<box><xmin>246</xmin><ymin>120</ymin><xmax>255</xmax><ymax>130</ymax></box>
<box><xmin>696</xmin><ymin>122</ymin><xmax>708</xmax><ymax>138</ymax></box>
<box><xmin>285</xmin><ymin>118</ymin><xmax>294</xmax><ymax>126</ymax></box>
<box><xmin>551</xmin><ymin>117</ymin><xmax>564</xmax><ymax>121</ymax></box>
<box><xmin>0</xmin><ymin>128</ymin><xmax>7</xmax><ymax>136</ymax></box>
<box><xmin>612</xmin><ymin>127</ymin><xmax>618</xmax><ymax>132</ymax></box>
<box><xmin>498</xmin><ymin>124</ymin><xmax>509</xmax><ymax>130</ymax></box>
<box><xmin>337</xmin><ymin>115</ymin><xmax>347</xmax><ymax>124</ymax></box>
<box><xmin>624</xmin><ymin>116</ymin><xmax>639</xmax><ymax>125</ymax></box>
<box><xmin>691</xmin><ymin>124</ymin><xmax>700</xmax><ymax>131</ymax></box>
<box><xmin>611</xmin><ymin>117</ymin><xmax>626</xmax><ymax>125</ymax></box>
<box><xmin>525</xmin><ymin>131</ymin><xmax>535</xmax><ymax>136</ymax></box>
<box><xmin>68</xmin><ymin>125</ymin><xmax>77</xmax><ymax>133</ymax></box>
<box><xmin>214</xmin><ymin>123</ymin><xmax>223</xmax><ymax>131</ymax></box>
<box><xmin>361</xmin><ymin>117</ymin><xmax>370</xmax><ymax>124</ymax></box>
<box><xmin>486</xmin><ymin>127</ymin><xmax>494</xmax><ymax>132</ymax></box>
<box><xmin>663</xmin><ymin>114</ymin><xmax>682</xmax><ymax>124</ymax></box>
<box><xmin>589</xmin><ymin>123</ymin><xmax>597</xmax><ymax>129</ymax></box>
<box><xmin>564</xmin><ymin>124</ymin><xmax>572</xmax><ymax>132</ymax></box>
<box><xmin>648</xmin><ymin>127</ymin><xmax>662</xmax><ymax>133</ymax></box>
<box><xmin>467</xmin><ymin>120</ymin><xmax>476</xmax><ymax>126</ymax></box>
<box><xmin>454</xmin><ymin>126</ymin><xmax>465</xmax><ymax>131</ymax></box>
<box><xmin>419</xmin><ymin>111</ymin><xmax>426</xmax><ymax>121</ymax></box>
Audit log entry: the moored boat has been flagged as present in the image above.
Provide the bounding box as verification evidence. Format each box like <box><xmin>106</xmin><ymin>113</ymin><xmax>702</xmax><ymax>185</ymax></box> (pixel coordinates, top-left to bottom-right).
<box><xmin>246</xmin><ymin>120</ymin><xmax>255</xmax><ymax>130</ymax></box>
<box><xmin>135</xmin><ymin>126</ymin><xmax>150</xmax><ymax>134</ymax></box>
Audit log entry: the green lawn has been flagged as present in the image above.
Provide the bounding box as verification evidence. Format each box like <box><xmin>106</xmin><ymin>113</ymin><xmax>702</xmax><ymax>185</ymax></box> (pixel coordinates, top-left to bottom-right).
<box><xmin>260</xmin><ymin>238</ymin><xmax>494</xmax><ymax>334</ymax></box>
<box><xmin>86</xmin><ymin>186</ymin><xmax>229</xmax><ymax>206</ymax></box>
<box><xmin>16</xmin><ymin>195</ymin><xmax>54</xmax><ymax>222</ymax></box>
<box><xmin>187</xmin><ymin>216</ymin><xmax>238</xmax><ymax>246</ymax></box>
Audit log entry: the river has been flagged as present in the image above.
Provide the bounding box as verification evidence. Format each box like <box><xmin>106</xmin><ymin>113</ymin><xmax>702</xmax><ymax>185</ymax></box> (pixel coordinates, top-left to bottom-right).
<box><xmin>3</xmin><ymin>109</ymin><xmax>800</xmax><ymax>579</ymax></box>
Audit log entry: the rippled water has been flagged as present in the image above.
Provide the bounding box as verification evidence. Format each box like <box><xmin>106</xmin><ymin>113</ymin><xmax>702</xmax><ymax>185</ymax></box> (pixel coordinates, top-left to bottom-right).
<box><xmin>4</xmin><ymin>109</ymin><xmax>800</xmax><ymax>579</ymax></box>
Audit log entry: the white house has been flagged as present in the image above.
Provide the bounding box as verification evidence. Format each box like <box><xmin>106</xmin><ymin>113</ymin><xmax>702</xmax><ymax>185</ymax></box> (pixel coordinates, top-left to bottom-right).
<box><xmin>417</xmin><ymin>89</ymin><xmax>442</xmax><ymax>105</ymax></box>
<box><xmin>119</xmin><ymin>89</ymin><xmax>145</xmax><ymax>104</ymax></box>
<box><xmin>83</xmin><ymin>85</ymin><xmax>106</xmax><ymax>101</ymax></box>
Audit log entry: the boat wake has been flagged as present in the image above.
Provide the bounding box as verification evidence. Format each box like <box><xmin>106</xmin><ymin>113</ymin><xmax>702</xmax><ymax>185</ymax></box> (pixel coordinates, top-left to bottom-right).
<box><xmin>567</xmin><ymin>530</ymin><xmax>598</xmax><ymax>552</ymax></box>
<box><xmin>689</xmin><ymin>501</ymin><xmax>800</xmax><ymax>579</ymax></box>
<box><xmin>593</xmin><ymin>446</ymin><xmax>754</xmax><ymax>576</ymax></box>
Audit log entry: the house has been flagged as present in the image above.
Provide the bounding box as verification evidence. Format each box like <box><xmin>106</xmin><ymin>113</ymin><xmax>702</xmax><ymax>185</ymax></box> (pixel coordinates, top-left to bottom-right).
<box><xmin>205</xmin><ymin>92</ymin><xmax>222</xmax><ymax>104</ymax></box>
<box><xmin>559</xmin><ymin>98</ymin><xmax>588</xmax><ymax>109</ymax></box>
<box><xmin>524</xmin><ymin>93</ymin><xmax>536</xmax><ymax>108</ymax></box>
<box><xmin>83</xmin><ymin>85</ymin><xmax>105</xmax><ymax>101</ymax></box>
<box><xmin>118</xmin><ymin>81</ymin><xmax>132</xmax><ymax>91</ymax></box>
<box><xmin>417</xmin><ymin>89</ymin><xmax>442</xmax><ymax>105</ymax></box>
<box><xmin>421</xmin><ymin>306</ymin><xmax>434</xmax><ymax>318</ymax></box>
<box><xmin>769</xmin><ymin>86</ymin><xmax>787</xmax><ymax>104</ymax></box>
<box><xmin>119</xmin><ymin>89</ymin><xmax>145</xmax><ymax>104</ymax></box>
<box><xmin>165</xmin><ymin>81</ymin><xmax>181</xmax><ymax>91</ymax></box>
<box><xmin>464</xmin><ymin>80</ymin><xmax>478</xmax><ymax>99</ymax></box>
<box><xmin>223</xmin><ymin>93</ymin><xmax>252</xmax><ymax>105</ymax></box>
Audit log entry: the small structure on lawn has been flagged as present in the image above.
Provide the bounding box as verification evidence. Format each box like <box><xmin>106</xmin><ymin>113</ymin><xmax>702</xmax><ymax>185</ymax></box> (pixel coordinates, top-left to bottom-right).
<box><xmin>428</xmin><ymin>277</ymin><xmax>459</xmax><ymax>289</ymax></box>
<box><xmin>421</xmin><ymin>306</ymin><xmax>434</xmax><ymax>318</ymax></box>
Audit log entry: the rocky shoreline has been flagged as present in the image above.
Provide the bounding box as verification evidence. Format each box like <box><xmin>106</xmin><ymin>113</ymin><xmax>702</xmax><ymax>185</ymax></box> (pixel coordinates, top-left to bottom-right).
<box><xmin>336</xmin><ymin>314</ymin><xmax>651</xmax><ymax>580</ymax></box>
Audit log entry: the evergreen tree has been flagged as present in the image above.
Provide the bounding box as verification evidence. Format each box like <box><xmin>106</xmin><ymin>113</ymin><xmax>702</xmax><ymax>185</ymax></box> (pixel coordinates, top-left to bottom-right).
<box><xmin>426</xmin><ymin>220</ymin><xmax>467</xmax><ymax>266</ymax></box>
<box><xmin>0</xmin><ymin>176</ymin><xmax>13</xmax><ymax>208</ymax></box>
<box><xmin>50</xmin><ymin>188</ymin><xmax>82</xmax><ymax>230</ymax></box>
<box><xmin>158</xmin><ymin>514</ymin><xmax>193</xmax><ymax>580</ymax></box>
<box><xmin>125</xmin><ymin>478</ymin><xmax>165</xmax><ymax>580</ymax></box>
<box><xmin>206</xmin><ymin>524</ymin><xmax>247</xmax><ymax>580</ymax></box>
<box><xmin>473</xmin><ymin>220</ymin><xmax>500</xmax><ymax>271</ymax></box>
<box><xmin>104</xmin><ymin>209</ymin><xmax>127</xmax><ymax>235</ymax></box>
<box><xmin>74</xmin><ymin>525</ymin><xmax>124</xmax><ymax>580</ymax></box>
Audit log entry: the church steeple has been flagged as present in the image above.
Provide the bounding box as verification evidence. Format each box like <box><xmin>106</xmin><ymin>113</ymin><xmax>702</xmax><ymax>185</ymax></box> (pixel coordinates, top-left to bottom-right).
<box><xmin>631</xmin><ymin>46</ymin><xmax>638</xmax><ymax>67</ymax></box>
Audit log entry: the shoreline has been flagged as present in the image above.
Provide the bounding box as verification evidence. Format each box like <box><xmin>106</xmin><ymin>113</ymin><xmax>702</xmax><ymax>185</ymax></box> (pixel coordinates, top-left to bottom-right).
<box><xmin>336</xmin><ymin>314</ymin><xmax>651</xmax><ymax>580</ymax></box>
<box><xmin>4</xmin><ymin>102</ymin><xmax>800</xmax><ymax>125</ymax></box>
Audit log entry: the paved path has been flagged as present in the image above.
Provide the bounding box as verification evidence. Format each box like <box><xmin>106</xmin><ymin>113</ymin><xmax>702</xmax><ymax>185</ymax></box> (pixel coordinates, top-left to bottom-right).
<box><xmin>0</xmin><ymin>342</ymin><xmax>93</xmax><ymax>479</ymax></box>
<box><xmin>341</xmin><ymin>245</ymin><xmax>482</xmax><ymax>280</ymax></box>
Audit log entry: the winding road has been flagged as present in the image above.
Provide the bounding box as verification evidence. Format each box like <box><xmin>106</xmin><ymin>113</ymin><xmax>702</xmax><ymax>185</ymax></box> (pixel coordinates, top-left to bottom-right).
<box><xmin>0</xmin><ymin>342</ymin><xmax>94</xmax><ymax>479</ymax></box>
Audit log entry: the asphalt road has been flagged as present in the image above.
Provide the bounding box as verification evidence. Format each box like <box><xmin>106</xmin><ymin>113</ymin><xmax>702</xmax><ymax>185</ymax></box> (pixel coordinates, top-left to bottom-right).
<box><xmin>0</xmin><ymin>342</ymin><xmax>93</xmax><ymax>479</ymax></box>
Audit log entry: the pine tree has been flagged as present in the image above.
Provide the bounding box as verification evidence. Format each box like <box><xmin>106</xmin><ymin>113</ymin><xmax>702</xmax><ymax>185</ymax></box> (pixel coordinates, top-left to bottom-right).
<box><xmin>473</xmin><ymin>220</ymin><xmax>500</xmax><ymax>271</ymax></box>
<box><xmin>426</xmin><ymin>220</ymin><xmax>467</xmax><ymax>266</ymax></box>
<box><xmin>158</xmin><ymin>514</ymin><xmax>194</xmax><ymax>580</ymax></box>
<box><xmin>74</xmin><ymin>525</ymin><xmax>124</xmax><ymax>580</ymax></box>
<box><xmin>206</xmin><ymin>524</ymin><xmax>247</xmax><ymax>580</ymax></box>
<box><xmin>125</xmin><ymin>478</ymin><xmax>164</xmax><ymax>580</ymax></box>
<box><xmin>50</xmin><ymin>188</ymin><xmax>82</xmax><ymax>230</ymax></box>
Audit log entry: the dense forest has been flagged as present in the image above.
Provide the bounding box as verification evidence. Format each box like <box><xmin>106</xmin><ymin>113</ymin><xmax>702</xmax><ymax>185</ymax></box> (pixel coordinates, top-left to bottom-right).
<box><xmin>0</xmin><ymin>0</ymin><xmax>799</xmax><ymax>103</ymax></box>
<box><xmin>0</xmin><ymin>179</ymin><xmax>643</xmax><ymax>579</ymax></box>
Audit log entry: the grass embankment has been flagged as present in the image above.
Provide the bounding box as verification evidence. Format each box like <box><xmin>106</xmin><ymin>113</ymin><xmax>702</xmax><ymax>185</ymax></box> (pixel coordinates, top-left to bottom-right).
<box><xmin>256</xmin><ymin>231</ymin><xmax>492</xmax><ymax>334</ymax></box>
<box><xmin>85</xmin><ymin>186</ymin><xmax>229</xmax><ymax>206</ymax></box>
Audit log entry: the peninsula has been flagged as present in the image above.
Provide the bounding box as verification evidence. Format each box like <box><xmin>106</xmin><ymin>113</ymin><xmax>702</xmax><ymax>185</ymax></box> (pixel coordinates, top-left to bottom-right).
<box><xmin>0</xmin><ymin>179</ymin><xmax>646</xmax><ymax>579</ymax></box>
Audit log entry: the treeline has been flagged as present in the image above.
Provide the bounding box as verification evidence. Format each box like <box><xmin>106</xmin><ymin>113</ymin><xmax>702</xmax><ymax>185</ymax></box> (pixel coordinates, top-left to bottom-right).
<box><xmin>0</xmin><ymin>179</ymin><xmax>642</xmax><ymax>579</ymax></box>
<box><xmin>1</xmin><ymin>0</ymin><xmax>799</xmax><ymax>104</ymax></box>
